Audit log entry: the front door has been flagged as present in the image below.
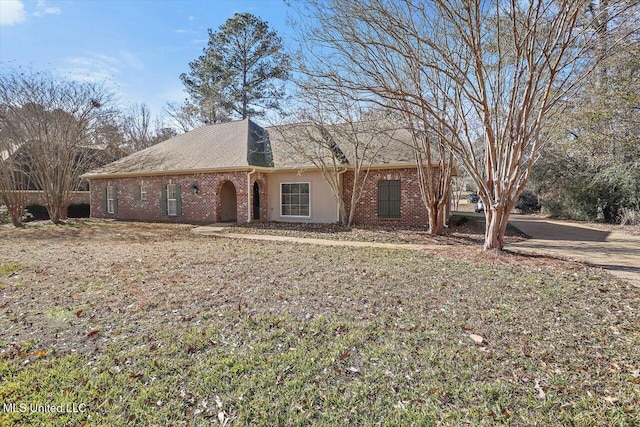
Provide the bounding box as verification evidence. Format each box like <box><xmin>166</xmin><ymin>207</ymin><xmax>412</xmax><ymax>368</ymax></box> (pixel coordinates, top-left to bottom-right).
<box><xmin>253</xmin><ymin>181</ymin><xmax>260</xmax><ymax>220</ymax></box>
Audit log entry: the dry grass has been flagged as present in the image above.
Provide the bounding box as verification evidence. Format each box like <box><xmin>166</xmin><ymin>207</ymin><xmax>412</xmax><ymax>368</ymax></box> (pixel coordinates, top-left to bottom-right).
<box><xmin>0</xmin><ymin>220</ymin><xmax>638</xmax><ymax>426</ymax></box>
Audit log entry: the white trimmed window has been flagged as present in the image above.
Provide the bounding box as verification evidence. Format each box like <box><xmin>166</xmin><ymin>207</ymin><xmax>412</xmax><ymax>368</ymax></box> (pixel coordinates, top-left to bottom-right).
<box><xmin>281</xmin><ymin>182</ymin><xmax>310</xmax><ymax>217</ymax></box>
<box><xmin>140</xmin><ymin>182</ymin><xmax>147</xmax><ymax>200</ymax></box>
<box><xmin>106</xmin><ymin>185</ymin><xmax>115</xmax><ymax>214</ymax></box>
<box><xmin>167</xmin><ymin>183</ymin><xmax>178</xmax><ymax>216</ymax></box>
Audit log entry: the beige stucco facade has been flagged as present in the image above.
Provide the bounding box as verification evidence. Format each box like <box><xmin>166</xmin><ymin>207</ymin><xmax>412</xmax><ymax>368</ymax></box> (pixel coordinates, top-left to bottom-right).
<box><xmin>267</xmin><ymin>169</ymin><xmax>339</xmax><ymax>223</ymax></box>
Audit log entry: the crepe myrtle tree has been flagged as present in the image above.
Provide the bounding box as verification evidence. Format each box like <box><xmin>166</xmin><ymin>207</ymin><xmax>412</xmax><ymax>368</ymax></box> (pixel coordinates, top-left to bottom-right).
<box><xmin>0</xmin><ymin>68</ymin><xmax>116</xmax><ymax>224</ymax></box>
<box><xmin>0</xmin><ymin>117</ymin><xmax>31</xmax><ymax>227</ymax></box>
<box><xmin>270</xmin><ymin>82</ymin><xmax>397</xmax><ymax>227</ymax></box>
<box><xmin>296</xmin><ymin>0</ymin><xmax>634</xmax><ymax>249</ymax></box>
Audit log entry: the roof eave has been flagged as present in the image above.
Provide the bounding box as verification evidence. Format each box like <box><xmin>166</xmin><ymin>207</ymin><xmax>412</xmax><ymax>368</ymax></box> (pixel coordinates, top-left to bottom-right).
<box><xmin>83</xmin><ymin>166</ymin><xmax>274</xmax><ymax>180</ymax></box>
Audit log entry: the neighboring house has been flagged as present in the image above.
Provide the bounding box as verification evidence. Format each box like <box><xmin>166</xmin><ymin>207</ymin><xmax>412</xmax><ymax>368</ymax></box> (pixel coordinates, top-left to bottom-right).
<box><xmin>83</xmin><ymin>119</ymin><xmax>453</xmax><ymax>226</ymax></box>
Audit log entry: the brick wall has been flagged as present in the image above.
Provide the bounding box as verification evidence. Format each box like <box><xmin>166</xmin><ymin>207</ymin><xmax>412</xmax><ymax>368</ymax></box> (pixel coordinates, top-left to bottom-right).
<box><xmin>343</xmin><ymin>168</ymin><xmax>434</xmax><ymax>227</ymax></box>
<box><xmin>89</xmin><ymin>171</ymin><xmax>267</xmax><ymax>224</ymax></box>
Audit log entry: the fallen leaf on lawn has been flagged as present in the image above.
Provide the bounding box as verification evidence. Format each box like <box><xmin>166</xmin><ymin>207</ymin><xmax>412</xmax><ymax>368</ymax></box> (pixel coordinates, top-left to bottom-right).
<box><xmin>87</xmin><ymin>329</ymin><xmax>100</xmax><ymax>338</ymax></box>
<box><xmin>603</xmin><ymin>396</ymin><xmax>619</xmax><ymax>404</ymax></box>
<box><xmin>76</xmin><ymin>309</ymin><xmax>83</xmax><ymax>317</ymax></box>
<box><xmin>338</xmin><ymin>348</ymin><xmax>351</xmax><ymax>361</ymax></box>
<box><xmin>469</xmin><ymin>334</ymin><xmax>484</xmax><ymax>344</ymax></box>
<box><xmin>33</xmin><ymin>350</ymin><xmax>47</xmax><ymax>358</ymax></box>
<box><xmin>534</xmin><ymin>379</ymin><xmax>546</xmax><ymax>400</ymax></box>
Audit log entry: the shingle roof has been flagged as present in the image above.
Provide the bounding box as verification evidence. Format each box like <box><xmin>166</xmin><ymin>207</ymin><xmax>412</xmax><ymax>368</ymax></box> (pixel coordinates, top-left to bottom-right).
<box><xmin>84</xmin><ymin>119</ymin><xmax>272</xmax><ymax>177</ymax></box>
<box><xmin>265</xmin><ymin>121</ymin><xmax>419</xmax><ymax>168</ymax></box>
<box><xmin>85</xmin><ymin>118</ymin><xmax>423</xmax><ymax>178</ymax></box>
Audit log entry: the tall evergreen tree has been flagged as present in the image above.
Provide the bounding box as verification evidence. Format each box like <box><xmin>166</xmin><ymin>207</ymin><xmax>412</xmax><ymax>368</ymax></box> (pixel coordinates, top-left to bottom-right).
<box><xmin>180</xmin><ymin>13</ymin><xmax>290</xmax><ymax>123</ymax></box>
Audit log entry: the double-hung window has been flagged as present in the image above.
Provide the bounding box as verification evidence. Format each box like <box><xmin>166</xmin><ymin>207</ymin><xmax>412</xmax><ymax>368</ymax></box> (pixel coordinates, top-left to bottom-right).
<box><xmin>106</xmin><ymin>185</ymin><xmax>116</xmax><ymax>214</ymax></box>
<box><xmin>167</xmin><ymin>183</ymin><xmax>178</xmax><ymax>216</ymax></box>
<box><xmin>140</xmin><ymin>183</ymin><xmax>147</xmax><ymax>201</ymax></box>
<box><xmin>281</xmin><ymin>183</ymin><xmax>310</xmax><ymax>217</ymax></box>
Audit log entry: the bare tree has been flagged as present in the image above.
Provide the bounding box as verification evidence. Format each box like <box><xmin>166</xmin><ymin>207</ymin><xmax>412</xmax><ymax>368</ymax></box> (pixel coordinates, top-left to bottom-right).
<box><xmin>271</xmin><ymin>85</ymin><xmax>395</xmax><ymax>227</ymax></box>
<box><xmin>121</xmin><ymin>103</ymin><xmax>177</xmax><ymax>151</ymax></box>
<box><xmin>0</xmin><ymin>69</ymin><xmax>115</xmax><ymax>224</ymax></box>
<box><xmin>297</xmin><ymin>0</ymin><xmax>634</xmax><ymax>249</ymax></box>
<box><xmin>122</xmin><ymin>103</ymin><xmax>153</xmax><ymax>151</ymax></box>
<box><xmin>164</xmin><ymin>100</ymin><xmax>202</xmax><ymax>133</ymax></box>
<box><xmin>0</xmin><ymin>116</ymin><xmax>31</xmax><ymax>226</ymax></box>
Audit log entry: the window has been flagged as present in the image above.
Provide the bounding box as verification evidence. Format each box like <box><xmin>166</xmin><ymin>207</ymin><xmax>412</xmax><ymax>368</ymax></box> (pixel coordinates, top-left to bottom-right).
<box><xmin>133</xmin><ymin>182</ymin><xmax>147</xmax><ymax>201</ymax></box>
<box><xmin>378</xmin><ymin>180</ymin><xmax>400</xmax><ymax>218</ymax></box>
<box><xmin>281</xmin><ymin>183</ymin><xmax>310</xmax><ymax>217</ymax></box>
<box><xmin>161</xmin><ymin>182</ymin><xmax>181</xmax><ymax>216</ymax></box>
<box><xmin>167</xmin><ymin>183</ymin><xmax>178</xmax><ymax>216</ymax></box>
<box><xmin>106</xmin><ymin>185</ymin><xmax>115</xmax><ymax>214</ymax></box>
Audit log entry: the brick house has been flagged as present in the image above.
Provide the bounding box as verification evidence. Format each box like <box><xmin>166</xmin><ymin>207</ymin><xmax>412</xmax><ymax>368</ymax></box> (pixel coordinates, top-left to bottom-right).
<box><xmin>84</xmin><ymin>119</ymin><xmax>453</xmax><ymax>226</ymax></box>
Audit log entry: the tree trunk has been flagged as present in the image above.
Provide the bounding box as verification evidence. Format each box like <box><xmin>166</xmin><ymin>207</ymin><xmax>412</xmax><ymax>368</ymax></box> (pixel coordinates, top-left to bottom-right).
<box><xmin>1</xmin><ymin>194</ymin><xmax>25</xmax><ymax>227</ymax></box>
<box><xmin>48</xmin><ymin>205</ymin><xmax>62</xmax><ymax>224</ymax></box>
<box><xmin>483</xmin><ymin>203</ymin><xmax>514</xmax><ymax>250</ymax></box>
<box><xmin>427</xmin><ymin>203</ymin><xmax>447</xmax><ymax>235</ymax></box>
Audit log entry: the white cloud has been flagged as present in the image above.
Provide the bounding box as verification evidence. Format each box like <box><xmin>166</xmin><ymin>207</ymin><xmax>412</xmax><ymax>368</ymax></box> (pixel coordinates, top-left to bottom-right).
<box><xmin>0</xmin><ymin>0</ymin><xmax>27</xmax><ymax>25</ymax></box>
<box><xmin>34</xmin><ymin>0</ymin><xmax>61</xmax><ymax>17</ymax></box>
<box><xmin>120</xmin><ymin>51</ymin><xmax>144</xmax><ymax>70</ymax></box>
<box><xmin>61</xmin><ymin>52</ymin><xmax>122</xmax><ymax>83</ymax></box>
<box><xmin>173</xmin><ymin>29</ymin><xmax>187</xmax><ymax>34</ymax></box>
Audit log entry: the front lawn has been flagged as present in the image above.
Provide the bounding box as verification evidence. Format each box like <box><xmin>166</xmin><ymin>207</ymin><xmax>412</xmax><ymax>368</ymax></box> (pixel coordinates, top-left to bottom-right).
<box><xmin>1</xmin><ymin>221</ymin><xmax>638</xmax><ymax>425</ymax></box>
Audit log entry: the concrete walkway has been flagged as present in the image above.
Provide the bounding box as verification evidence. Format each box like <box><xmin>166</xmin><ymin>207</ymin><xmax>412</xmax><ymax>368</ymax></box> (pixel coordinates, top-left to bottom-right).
<box><xmin>507</xmin><ymin>215</ymin><xmax>640</xmax><ymax>286</ymax></box>
<box><xmin>192</xmin><ymin>225</ymin><xmax>443</xmax><ymax>251</ymax></box>
<box><xmin>193</xmin><ymin>216</ymin><xmax>640</xmax><ymax>286</ymax></box>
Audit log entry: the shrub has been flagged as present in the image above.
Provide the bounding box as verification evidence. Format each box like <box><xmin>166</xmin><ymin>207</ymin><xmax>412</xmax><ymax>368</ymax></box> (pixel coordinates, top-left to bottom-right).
<box><xmin>25</xmin><ymin>204</ymin><xmax>49</xmax><ymax>221</ymax></box>
<box><xmin>619</xmin><ymin>208</ymin><xmax>640</xmax><ymax>226</ymax></box>
<box><xmin>68</xmin><ymin>203</ymin><xmax>90</xmax><ymax>218</ymax></box>
<box><xmin>515</xmin><ymin>190</ymin><xmax>541</xmax><ymax>214</ymax></box>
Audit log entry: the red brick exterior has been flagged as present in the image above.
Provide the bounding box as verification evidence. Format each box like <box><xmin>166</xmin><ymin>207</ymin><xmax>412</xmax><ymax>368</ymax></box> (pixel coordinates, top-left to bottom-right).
<box><xmin>89</xmin><ymin>167</ymin><xmax>448</xmax><ymax>226</ymax></box>
<box><xmin>343</xmin><ymin>167</ymin><xmax>434</xmax><ymax>227</ymax></box>
<box><xmin>89</xmin><ymin>171</ymin><xmax>268</xmax><ymax>224</ymax></box>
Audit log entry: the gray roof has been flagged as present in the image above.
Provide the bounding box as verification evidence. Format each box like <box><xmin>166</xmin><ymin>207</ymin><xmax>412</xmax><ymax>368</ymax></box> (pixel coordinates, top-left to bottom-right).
<box><xmin>85</xmin><ymin>119</ymin><xmax>272</xmax><ymax>177</ymax></box>
<box><xmin>266</xmin><ymin>121</ymin><xmax>418</xmax><ymax>168</ymax></box>
<box><xmin>85</xmin><ymin>118</ymin><xmax>422</xmax><ymax>178</ymax></box>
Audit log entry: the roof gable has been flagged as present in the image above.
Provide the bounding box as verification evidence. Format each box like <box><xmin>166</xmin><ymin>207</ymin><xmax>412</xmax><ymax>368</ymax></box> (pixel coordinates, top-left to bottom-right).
<box><xmin>86</xmin><ymin>119</ymin><xmax>269</xmax><ymax>177</ymax></box>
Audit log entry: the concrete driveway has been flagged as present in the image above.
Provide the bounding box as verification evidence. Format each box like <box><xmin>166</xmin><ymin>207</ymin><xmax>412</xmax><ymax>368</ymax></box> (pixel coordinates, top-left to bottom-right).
<box><xmin>507</xmin><ymin>215</ymin><xmax>640</xmax><ymax>286</ymax></box>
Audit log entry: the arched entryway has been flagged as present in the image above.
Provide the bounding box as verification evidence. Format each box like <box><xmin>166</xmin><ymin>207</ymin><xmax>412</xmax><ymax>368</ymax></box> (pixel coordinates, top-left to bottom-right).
<box><xmin>219</xmin><ymin>181</ymin><xmax>237</xmax><ymax>222</ymax></box>
<box><xmin>252</xmin><ymin>181</ymin><xmax>260</xmax><ymax>220</ymax></box>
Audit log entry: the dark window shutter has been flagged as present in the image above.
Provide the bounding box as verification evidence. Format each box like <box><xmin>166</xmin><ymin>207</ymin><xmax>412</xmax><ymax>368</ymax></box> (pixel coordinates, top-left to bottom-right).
<box><xmin>389</xmin><ymin>180</ymin><xmax>400</xmax><ymax>218</ymax></box>
<box><xmin>103</xmin><ymin>186</ymin><xmax>108</xmax><ymax>213</ymax></box>
<box><xmin>378</xmin><ymin>180</ymin><xmax>400</xmax><ymax>218</ymax></box>
<box><xmin>112</xmin><ymin>186</ymin><xmax>118</xmax><ymax>214</ymax></box>
<box><xmin>175</xmin><ymin>183</ymin><xmax>182</xmax><ymax>216</ymax></box>
<box><xmin>161</xmin><ymin>184</ymin><xmax>167</xmax><ymax>214</ymax></box>
<box><xmin>133</xmin><ymin>185</ymin><xmax>141</xmax><ymax>200</ymax></box>
<box><xmin>378</xmin><ymin>181</ymin><xmax>389</xmax><ymax>217</ymax></box>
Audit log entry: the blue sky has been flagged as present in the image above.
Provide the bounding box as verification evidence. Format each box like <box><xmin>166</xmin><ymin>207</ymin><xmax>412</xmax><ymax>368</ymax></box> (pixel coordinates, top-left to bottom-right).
<box><xmin>0</xmin><ymin>0</ymin><xmax>296</xmax><ymax>119</ymax></box>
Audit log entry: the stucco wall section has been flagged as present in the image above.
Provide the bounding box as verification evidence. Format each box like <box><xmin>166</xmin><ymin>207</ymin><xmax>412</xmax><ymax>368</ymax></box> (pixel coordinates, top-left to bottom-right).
<box><xmin>267</xmin><ymin>170</ymin><xmax>339</xmax><ymax>223</ymax></box>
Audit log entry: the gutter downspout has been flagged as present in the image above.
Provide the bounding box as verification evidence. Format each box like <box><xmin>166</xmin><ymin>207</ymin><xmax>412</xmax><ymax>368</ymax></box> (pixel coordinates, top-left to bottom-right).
<box><xmin>247</xmin><ymin>168</ymin><xmax>256</xmax><ymax>223</ymax></box>
<box><xmin>336</xmin><ymin>167</ymin><xmax>348</xmax><ymax>224</ymax></box>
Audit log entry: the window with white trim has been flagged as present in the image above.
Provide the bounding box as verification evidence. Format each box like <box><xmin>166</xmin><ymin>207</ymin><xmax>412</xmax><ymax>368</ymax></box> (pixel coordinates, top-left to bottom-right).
<box><xmin>140</xmin><ymin>182</ymin><xmax>147</xmax><ymax>200</ymax></box>
<box><xmin>167</xmin><ymin>183</ymin><xmax>178</xmax><ymax>216</ymax></box>
<box><xmin>281</xmin><ymin>182</ymin><xmax>310</xmax><ymax>217</ymax></box>
<box><xmin>106</xmin><ymin>185</ymin><xmax>115</xmax><ymax>214</ymax></box>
